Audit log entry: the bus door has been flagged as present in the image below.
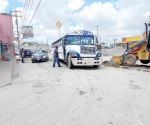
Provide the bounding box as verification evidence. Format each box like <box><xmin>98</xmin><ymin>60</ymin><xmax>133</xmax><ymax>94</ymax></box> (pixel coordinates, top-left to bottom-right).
<box><xmin>58</xmin><ymin>41</ymin><xmax>63</xmax><ymax>60</ymax></box>
<box><xmin>62</xmin><ymin>40</ymin><xmax>66</xmax><ymax>61</ymax></box>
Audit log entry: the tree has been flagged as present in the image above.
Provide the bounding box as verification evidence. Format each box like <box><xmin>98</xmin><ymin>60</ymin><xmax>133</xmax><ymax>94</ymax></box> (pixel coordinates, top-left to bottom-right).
<box><xmin>101</xmin><ymin>42</ymin><xmax>105</xmax><ymax>45</ymax></box>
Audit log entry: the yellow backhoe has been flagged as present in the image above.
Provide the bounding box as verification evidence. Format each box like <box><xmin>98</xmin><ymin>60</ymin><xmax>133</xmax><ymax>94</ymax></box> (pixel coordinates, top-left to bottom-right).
<box><xmin>109</xmin><ymin>23</ymin><xmax>150</xmax><ymax>66</ymax></box>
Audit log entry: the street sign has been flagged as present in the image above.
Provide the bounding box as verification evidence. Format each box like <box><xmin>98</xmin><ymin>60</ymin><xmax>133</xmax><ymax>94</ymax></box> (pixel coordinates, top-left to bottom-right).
<box><xmin>21</xmin><ymin>26</ymin><xmax>34</xmax><ymax>38</ymax></box>
<box><xmin>56</xmin><ymin>21</ymin><xmax>62</xmax><ymax>28</ymax></box>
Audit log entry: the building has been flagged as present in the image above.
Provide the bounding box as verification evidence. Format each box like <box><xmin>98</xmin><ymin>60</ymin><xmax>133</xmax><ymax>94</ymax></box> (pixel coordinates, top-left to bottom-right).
<box><xmin>116</xmin><ymin>35</ymin><xmax>142</xmax><ymax>48</ymax></box>
<box><xmin>122</xmin><ymin>35</ymin><xmax>141</xmax><ymax>43</ymax></box>
<box><xmin>0</xmin><ymin>13</ymin><xmax>15</xmax><ymax>60</ymax></box>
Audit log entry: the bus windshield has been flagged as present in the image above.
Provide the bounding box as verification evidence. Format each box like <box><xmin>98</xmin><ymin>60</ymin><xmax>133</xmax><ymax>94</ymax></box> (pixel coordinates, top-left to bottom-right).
<box><xmin>66</xmin><ymin>36</ymin><xmax>80</xmax><ymax>45</ymax></box>
<box><xmin>81</xmin><ymin>36</ymin><xmax>94</xmax><ymax>45</ymax></box>
<box><xmin>66</xmin><ymin>36</ymin><xmax>94</xmax><ymax>45</ymax></box>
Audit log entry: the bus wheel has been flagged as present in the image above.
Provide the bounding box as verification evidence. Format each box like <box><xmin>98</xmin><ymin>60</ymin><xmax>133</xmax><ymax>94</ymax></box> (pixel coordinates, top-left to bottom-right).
<box><xmin>67</xmin><ymin>55</ymin><xmax>73</xmax><ymax>69</ymax></box>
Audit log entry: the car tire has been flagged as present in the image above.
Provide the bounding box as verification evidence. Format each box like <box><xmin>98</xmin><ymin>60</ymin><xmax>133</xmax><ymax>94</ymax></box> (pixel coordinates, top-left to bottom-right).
<box><xmin>32</xmin><ymin>59</ymin><xmax>35</xmax><ymax>63</ymax></box>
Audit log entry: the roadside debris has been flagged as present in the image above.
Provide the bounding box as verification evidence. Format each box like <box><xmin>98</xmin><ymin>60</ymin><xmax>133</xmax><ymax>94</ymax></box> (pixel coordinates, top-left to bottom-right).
<box><xmin>79</xmin><ymin>91</ymin><xmax>86</xmax><ymax>95</ymax></box>
<box><xmin>102</xmin><ymin>61</ymin><xmax>150</xmax><ymax>72</ymax></box>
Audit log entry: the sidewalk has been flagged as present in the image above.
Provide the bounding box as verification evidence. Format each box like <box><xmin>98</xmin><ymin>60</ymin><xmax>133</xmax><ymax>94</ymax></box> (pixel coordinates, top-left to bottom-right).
<box><xmin>0</xmin><ymin>59</ymin><xmax>14</xmax><ymax>87</ymax></box>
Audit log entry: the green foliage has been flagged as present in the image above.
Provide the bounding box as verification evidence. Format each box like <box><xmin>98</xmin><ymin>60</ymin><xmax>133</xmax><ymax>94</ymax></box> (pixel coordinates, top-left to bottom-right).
<box><xmin>101</xmin><ymin>42</ymin><xmax>105</xmax><ymax>45</ymax></box>
<box><xmin>21</xmin><ymin>41</ymin><xmax>39</xmax><ymax>46</ymax></box>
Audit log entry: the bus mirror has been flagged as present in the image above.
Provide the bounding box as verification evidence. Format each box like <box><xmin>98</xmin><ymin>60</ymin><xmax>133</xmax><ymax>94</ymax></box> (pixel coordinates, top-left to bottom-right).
<box><xmin>62</xmin><ymin>37</ymin><xmax>66</xmax><ymax>41</ymax></box>
<box><xmin>96</xmin><ymin>44</ymin><xmax>102</xmax><ymax>49</ymax></box>
<box><xmin>64</xmin><ymin>40</ymin><xmax>67</xmax><ymax>45</ymax></box>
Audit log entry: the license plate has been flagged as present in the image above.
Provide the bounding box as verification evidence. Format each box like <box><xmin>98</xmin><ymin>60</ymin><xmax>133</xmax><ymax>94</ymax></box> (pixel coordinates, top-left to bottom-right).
<box><xmin>84</xmin><ymin>58</ymin><xmax>90</xmax><ymax>63</ymax></box>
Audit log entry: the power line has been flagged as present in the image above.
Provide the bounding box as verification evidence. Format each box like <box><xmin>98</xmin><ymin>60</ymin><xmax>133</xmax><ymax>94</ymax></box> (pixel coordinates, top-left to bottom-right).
<box><xmin>20</xmin><ymin>0</ymin><xmax>41</xmax><ymax>41</ymax></box>
<box><xmin>20</xmin><ymin>0</ymin><xmax>27</xmax><ymax>26</ymax></box>
<box><xmin>25</xmin><ymin>0</ymin><xmax>35</xmax><ymax>25</ymax></box>
<box><xmin>21</xmin><ymin>0</ymin><xmax>41</xmax><ymax>27</ymax></box>
<box><xmin>28</xmin><ymin>0</ymin><xmax>41</xmax><ymax>26</ymax></box>
<box><xmin>20</xmin><ymin>0</ymin><xmax>29</xmax><ymax>27</ymax></box>
<box><xmin>24</xmin><ymin>0</ymin><xmax>34</xmax><ymax>25</ymax></box>
<box><xmin>21</xmin><ymin>0</ymin><xmax>31</xmax><ymax>27</ymax></box>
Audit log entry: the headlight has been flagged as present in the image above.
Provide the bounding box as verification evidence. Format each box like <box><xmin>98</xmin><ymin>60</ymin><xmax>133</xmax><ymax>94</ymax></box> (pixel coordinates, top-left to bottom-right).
<box><xmin>43</xmin><ymin>55</ymin><xmax>47</xmax><ymax>58</ymax></box>
<box><xmin>32</xmin><ymin>55</ymin><xmax>35</xmax><ymax>58</ymax></box>
<box><xmin>71</xmin><ymin>53</ymin><xmax>78</xmax><ymax>57</ymax></box>
<box><xmin>97</xmin><ymin>53</ymin><xmax>101</xmax><ymax>57</ymax></box>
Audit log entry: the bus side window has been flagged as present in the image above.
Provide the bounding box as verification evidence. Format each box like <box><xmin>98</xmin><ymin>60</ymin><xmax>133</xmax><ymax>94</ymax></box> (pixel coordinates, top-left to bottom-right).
<box><xmin>81</xmin><ymin>41</ymin><xmax>84</xmax><ymax>45</ymax></box>
<box><xmin>59</xmin><ymin>41</ymin><xmax>61</xmax><ymax>46</ymax></box>
<box><xmin>64</xmin><ymin>41</ymin><xmax>66</xmax><ymax>46</ymax></box>
<box><xmin>67</xmin><ymin>41</ymin><xmax>70</xmax><ymax>45</ymax></box>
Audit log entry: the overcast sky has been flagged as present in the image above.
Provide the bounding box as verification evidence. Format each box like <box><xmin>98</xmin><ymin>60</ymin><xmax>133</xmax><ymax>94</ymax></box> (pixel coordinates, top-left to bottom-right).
<box><xmin>0</xmin><ymin>0</ymin><xmax>150</xmax><ymax>45</ymax></box>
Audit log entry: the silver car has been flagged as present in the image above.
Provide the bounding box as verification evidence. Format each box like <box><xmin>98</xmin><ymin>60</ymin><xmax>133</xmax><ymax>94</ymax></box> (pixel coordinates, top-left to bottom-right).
<box><xmin>31</xmin><ymin>49</ymin><xmax>49</xmax><ymax>63</ymax></box>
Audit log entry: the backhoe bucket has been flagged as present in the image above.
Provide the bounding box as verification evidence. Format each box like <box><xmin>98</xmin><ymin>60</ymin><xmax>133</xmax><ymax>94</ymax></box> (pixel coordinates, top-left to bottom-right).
<box><xmin>108</xmin><ymin>56</ymin><xmax>123</xmax><ymax>66</ymax></box>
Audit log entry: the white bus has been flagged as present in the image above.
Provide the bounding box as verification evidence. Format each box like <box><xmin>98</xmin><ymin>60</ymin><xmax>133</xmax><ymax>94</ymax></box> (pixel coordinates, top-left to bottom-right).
<box><xmin>52</xmin><ymin>30</ymin><xmax>102</xmax><ymax>69</ymax></box>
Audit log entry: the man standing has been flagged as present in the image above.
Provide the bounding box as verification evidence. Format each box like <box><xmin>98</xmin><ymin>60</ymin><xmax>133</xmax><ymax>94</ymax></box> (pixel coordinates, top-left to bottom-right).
<box><xmin>53</xmin><ymin>46</ymin><xmax>62</xmax><ymax>67</ymax></box>
<box><xmin>20</xmin><ymin>48</ymin><xmax>25</xmax><ymax>63</ymax></box>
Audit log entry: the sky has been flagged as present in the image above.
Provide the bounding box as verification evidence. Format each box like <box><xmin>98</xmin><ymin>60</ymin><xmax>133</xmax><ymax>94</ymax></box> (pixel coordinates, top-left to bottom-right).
<box><xmin>0</xmin><ymin>0</ymin><xmax>150</xmax><ymax>45</ymax></box>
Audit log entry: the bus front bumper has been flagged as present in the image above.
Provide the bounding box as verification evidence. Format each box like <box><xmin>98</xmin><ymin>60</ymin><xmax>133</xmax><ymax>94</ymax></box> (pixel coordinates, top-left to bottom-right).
<box><xmin>71</xmin><ymin>57</ymin><xmax>102</xmax><ymax>66</ymax></box>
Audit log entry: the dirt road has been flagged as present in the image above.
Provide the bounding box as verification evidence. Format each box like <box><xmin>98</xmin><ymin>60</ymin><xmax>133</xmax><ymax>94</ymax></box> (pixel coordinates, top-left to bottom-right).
<box><xmin>0</xmin><ymin>57</ymin><xmax>150</xmax><ymax>125</ymax></box>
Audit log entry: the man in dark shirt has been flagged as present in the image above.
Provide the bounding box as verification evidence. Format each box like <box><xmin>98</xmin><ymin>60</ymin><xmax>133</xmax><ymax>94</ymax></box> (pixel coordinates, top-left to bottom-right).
<box><xmin>20</xmin><ymin>48</ymin><xmax>25</xmax><ymax>63</ymax></box>
<box><xmin>53</xmin><ymin>46</ymin><xmax>62</xmax><ymax>67</ymax></box>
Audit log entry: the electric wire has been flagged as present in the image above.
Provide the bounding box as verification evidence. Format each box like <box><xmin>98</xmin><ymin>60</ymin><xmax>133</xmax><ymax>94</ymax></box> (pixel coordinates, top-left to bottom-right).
<box><xmin>20</xmin><ymin>0</ymin><xmax>42</xmax><ymax>41</ymax></box>
<box><xmin>20</xmin><ymin>0</ymin><xmax>27</xmax><ymax>26</ymax></box>
<box><xmin>21</xmin><ymin>0</ymin><xmax>31</xmax><ymax>27</ymax></box>
<box><xmin>25</xmin><ymin>0</ymin><xmax>35</xmax><ymax>25</ymax></box>
<box><xmin>28</xmin><ymin>0</ymin><xmax>41</xmax><ymax>26</ymax></box>
<box><xmin>23</xmin><ymin>0</ymin><xmax>33</xmax><ymax>25</ymax></box>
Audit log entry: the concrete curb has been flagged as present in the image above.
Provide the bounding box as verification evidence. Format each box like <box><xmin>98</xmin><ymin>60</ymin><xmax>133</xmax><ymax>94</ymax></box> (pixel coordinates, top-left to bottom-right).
<box><xmin>0</xmin><ymin>58</ymin><xmax>15</xmax><ymax>87</ymax></box>
<box><xmin>10</xmin><ymin>58</ymin><xmax>15</xmax><ymax>83</ymax></box>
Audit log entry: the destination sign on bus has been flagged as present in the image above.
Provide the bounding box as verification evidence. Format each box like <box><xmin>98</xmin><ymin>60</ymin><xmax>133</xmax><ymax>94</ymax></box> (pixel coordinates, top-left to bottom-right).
<box><xmin>67</xmin><ymin>30</ymin><xmax>93</xmax><ymax>36</ymax></box>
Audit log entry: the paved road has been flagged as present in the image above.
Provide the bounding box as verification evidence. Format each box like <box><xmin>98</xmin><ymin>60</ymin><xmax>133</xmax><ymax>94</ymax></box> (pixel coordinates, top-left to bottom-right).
<box><xmin>0</xmin><ymin>57</ymin><xmax>150</xmax><ymax>125</ymax></box>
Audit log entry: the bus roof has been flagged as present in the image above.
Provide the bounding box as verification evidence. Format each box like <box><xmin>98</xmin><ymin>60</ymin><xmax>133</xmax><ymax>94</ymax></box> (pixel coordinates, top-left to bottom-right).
<box><xmin>52</xmin><ymin>30</ymin><xmax>94</xmax><ymax>45</ymax></box>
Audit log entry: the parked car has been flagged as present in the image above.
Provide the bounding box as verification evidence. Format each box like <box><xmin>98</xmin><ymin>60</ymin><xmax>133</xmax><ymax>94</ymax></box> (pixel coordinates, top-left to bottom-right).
<box><xmin>24</xmin><ymin>49</ymin><xmax>33</xmax><ymax>57</ymax></box>
<box><xmin>31</xmin><ymin>49</ymin><xmax>49</xmax><ymax>63</ymax></box>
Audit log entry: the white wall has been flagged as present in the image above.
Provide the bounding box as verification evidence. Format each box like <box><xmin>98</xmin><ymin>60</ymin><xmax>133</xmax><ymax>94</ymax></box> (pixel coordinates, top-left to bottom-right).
<box><xmin>101</xmin><ymin>48</ymin><xmax>126</xmax><ymax>56</ymax></box>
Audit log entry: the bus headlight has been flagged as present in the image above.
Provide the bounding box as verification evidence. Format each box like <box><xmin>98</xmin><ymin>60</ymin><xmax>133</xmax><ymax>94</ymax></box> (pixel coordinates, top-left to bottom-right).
<box><xmin>71</xmin><ymin>53</ymin><xmax>78</xmax><ymax>57</ymax></box>
<box><xmin>97</xmin><ymin>53</ymin><xmax>101</xmax><ymax>57</ymax></box>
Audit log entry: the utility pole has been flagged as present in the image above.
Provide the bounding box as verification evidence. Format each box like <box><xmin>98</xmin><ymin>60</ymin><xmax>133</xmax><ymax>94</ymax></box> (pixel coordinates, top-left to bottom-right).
<box><xmin>95</xmin><ymin>25</ymin><xmax>100</xmax><ymax>44</ymax></box>
<box><xmin>113</xmin><ymin>38</ymin><xmax>117</xmax><ymax>47</ymax></box>
<box><xmin>99</xmin><ymin>37</ymin><xmax>101</xmax><ymax>44</ymax></box>
<box><xmin>56</xmin><ymin>21</ymin><xmax>62</xmax><ymax>37</ymax></box>
<box><xmin>47</xmin><ymin>38</ymin><xmax>49</xmax><ymax>49</ymax></box>
<box><xmin>47</xmin><ymin>38</ymin><xmax>48</xmax><ymax>45</ymax></box>
<box><xmin>11</xmin><ymin>10</ymin><xmax>21</xmax><ymax>54</ymax></box>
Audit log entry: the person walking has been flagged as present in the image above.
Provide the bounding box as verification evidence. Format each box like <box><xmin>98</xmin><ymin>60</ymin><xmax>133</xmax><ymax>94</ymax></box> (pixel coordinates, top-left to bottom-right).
<box><xmin>20</xmin><ymin>48</ymin><xmax>25</xmax><ymax>63</ymax></box>
<box><xmin>53</xmin><ymin>46</ymin><xmax>62</xmax><ymax>67</ymax></box>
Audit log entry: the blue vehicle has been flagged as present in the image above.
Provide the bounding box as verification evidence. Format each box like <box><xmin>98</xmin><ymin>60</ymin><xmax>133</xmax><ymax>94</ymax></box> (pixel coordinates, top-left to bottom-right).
<box><xmin>52</xmin><ymin>30</ymin><xmax>102</xmax><ymax>69</ymax></box>
<box><xmin>24</xmin><ymin>49</ymin><xmax>33</xmax><ymax>57</ymax></box>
